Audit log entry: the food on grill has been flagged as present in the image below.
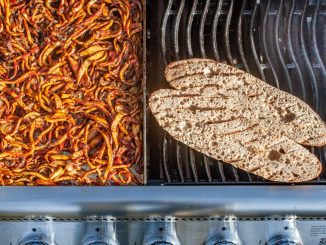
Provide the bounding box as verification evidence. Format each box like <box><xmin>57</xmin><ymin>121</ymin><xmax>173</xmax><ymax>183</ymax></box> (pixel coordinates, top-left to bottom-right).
<box><xmin>149</xmin><ymin>59</ymin><xmax>325</xmax><ymax>182</ymax></box>
<box><xmin>165</xmin><ymin>59</ymin><xmax>326</xmax><ymax>146</ymax></box>
<box><xmin>0</xmin><ymin>0</ymin><xmax>143</xmax><ymax>185</ymax></box>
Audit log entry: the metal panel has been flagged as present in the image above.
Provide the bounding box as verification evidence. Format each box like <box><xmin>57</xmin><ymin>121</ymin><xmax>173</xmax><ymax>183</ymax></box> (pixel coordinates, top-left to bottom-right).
<box><xmin>1</xmin><ymin>217</ymin><xmax>326</xmax><ymax>244</ymax></box>
<box><xmin>0</xmin><ymin>186</ymin><xmax>326</xmax><ymax>218</ymax></box>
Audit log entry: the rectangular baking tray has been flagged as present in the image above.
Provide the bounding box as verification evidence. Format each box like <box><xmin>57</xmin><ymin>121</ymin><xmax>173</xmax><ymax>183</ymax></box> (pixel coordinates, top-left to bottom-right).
<box><xmin>0</xmin><ymin>0</ymin><xmax>147</xmax><ymax>186</ymax></box>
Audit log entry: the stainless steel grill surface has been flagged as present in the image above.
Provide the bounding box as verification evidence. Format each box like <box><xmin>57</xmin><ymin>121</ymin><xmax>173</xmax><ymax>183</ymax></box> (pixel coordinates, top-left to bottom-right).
<box><xmin>147</xmin><ymin>0</ymin><xmax>326</xmax><ymax>184</ymax></box>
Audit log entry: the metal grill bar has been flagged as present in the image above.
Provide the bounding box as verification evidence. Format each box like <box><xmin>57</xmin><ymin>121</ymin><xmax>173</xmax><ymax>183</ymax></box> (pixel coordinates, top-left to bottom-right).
<box><xmin>275</xmin><ymin>0</ymin><xmax>293</xmax><ymax>93</ymax></box>
<box><xmin>262</xmin><ymin>0</ymin><xmax>280</xmax><ymax>89</ymax></box>
<box><xmin>312</xmin><ymin>0</ymin><xmax>326</xmax><ymax>76</ymax></box>
<box><xmin>162</xmin><ymin>133</ymin><xmax>171</xmax><ymax>183</ymax></box>
<box><xmin>148</xmin><ymin>0</ymin><xmax>326</xmax><ymax>185</ymax></box>
<box><xmin>161</xmin><ymin>0</ymin><xmax>174</xmax><ymax>65</ymax></box>
<box><xmin>212</xmin><ymin>0</ymin><xmax>224</xmax><ymax>60</ymax></box>
<box><xmin>199</xmin><ymin>0</ymin><xmax>210</xmax><ymax>57</ymax></box>
<box><xmin>203</xmin><ymin>156</ymin><xmax>213</xmax><ymax>182</ymax></box>
<box><xmin>311</xmin><ymin>0</ymin><xmax>326</xmax><ymax>128</ymax></box>
<box><xmin>176</xmin><ymin>143</ymin><xmax>185</xmax><ymax>182</ymax></box>
<box><xmin>173</xmin><ymin>0</ymin><xmax>186</xmax><ymax>59</ymax></box>
<box><xmin>189</xmin><ymin>150</ymin><xmax>199</xmax><ymax>182</ymax></box>
<box><xmin>237</xmin><ymin>0</ymin><xmax>251</xmax><ymax>72</ymax></box>
<box><xmin>299</xmin><ymin>0</ymin><xmax>319</xmax><ymax>113</ymax></box>
<box><xmin>286</xmin><ymin>0</ymin><xmax>306</xmax><ymax>101</ymax></box>
<box><xmin>217</xmin><ymin>161</ymin><xmax>226</xmax><ymax>182</ymax></box>
<box><xmin>224</xmin><ymin>0</ymin><xmax>234</xmax><ymax>64</ymax></box>
<box><xmin>318</xmin><ymin>3</ymin><xmax>326</xmax><ymax>68</ymax></box>
<box><xmin>187</xmin><ymin>0</ymin><xmax>198</xmax><ymax>57</ymax></box>
<box><xmin>249</xmin><ymin>0</ymin><xmax>267</xmax><ymax>80</ymax></box>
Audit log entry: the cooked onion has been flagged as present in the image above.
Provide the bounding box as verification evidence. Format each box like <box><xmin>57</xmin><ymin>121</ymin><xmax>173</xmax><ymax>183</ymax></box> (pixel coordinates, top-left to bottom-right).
<box><xmin>0</xmin><ymin>0</ymin><xmax>143</xmax><ymax>185</ymax></box>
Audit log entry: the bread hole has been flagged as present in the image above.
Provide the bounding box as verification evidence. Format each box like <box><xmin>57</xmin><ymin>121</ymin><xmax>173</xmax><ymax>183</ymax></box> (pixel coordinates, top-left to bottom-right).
<box><xmin>211</xmin><ymin>142</ymin><xmax>218</xmax><ymax>146</ymax></box>
<box><xmin>276</xmin><ymin>106</ymin><xmax>296</xmax><ymax>123</ymax></box>
<box><xmin>189</xmin><ymin>105</ymin><xmax>196</xmax><ymax>114</ymax></box>
<box><xmin>268</xmin><ymin>150</ymin><xmax>282</xmax><ymax>161</ymax></box>
<box><xmin>292</xmin><ymin>172</ymin><xmax>299</xmax><ymax>178</ymax></box>
<box><xmin>285</xmin><ymin>159</ymin><xmax>290</xmax><ymax>164</ymax></box>
<box><xmin>282</xmin><ymin>112</ymin><xmax>296</xmax><ymax>123</ymax></box>
<box><xmin>279</xmin><ymin>148</ymin><xmax>285</xmax><ymax>154</ymax></box>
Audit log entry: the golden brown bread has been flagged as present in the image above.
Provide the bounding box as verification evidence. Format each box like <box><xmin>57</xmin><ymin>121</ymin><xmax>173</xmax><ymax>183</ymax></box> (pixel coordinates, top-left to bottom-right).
<box><xmin>165</xmin><ymin>59</ymin><xmax>326</xmax><ymax>146</ymax></box>
<box><xmin>149</xmin><ymin>59</ymin><xmax>325</xmax><ymax>182</ymax></box>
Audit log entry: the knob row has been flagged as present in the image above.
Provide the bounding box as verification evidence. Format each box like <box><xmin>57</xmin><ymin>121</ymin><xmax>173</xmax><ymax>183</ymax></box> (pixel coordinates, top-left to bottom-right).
<box><xmin>18</xmin><ymin>216</ymin><xmax>303</xmax><ymax>245</ymax></box>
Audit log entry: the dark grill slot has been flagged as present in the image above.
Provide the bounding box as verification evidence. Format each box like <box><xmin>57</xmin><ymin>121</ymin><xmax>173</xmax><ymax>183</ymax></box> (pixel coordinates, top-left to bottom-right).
<box><xmin>147</xmin><ymin>0</ymin><xmax>326</xmax><ymax>185</ymax></box>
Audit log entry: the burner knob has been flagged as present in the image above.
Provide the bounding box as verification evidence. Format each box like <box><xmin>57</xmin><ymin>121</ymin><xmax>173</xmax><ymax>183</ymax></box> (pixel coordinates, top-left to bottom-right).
<box><xmin>150</xmin><ymin>243</ymin><xmax>174</xmax><ymax>245</ymax></box>
<box><xmin>18</xmin><ymin>234</ymin><xmax>53</xmax><ymax>245</ymax></box>
<box><xmin>208</xmin><ymin>239</ymin><xmax>240</xmax><ymax>245</ymax></box>
<box><xmin>205</xmin><ymin>217</ymin><xmax>241</xmax><ymax>245</ymax></box>
<box><xmin>266</xmin><ymin>217</ymin><xmax>303</xmax><ymax>245</ymax></box>
<box><xmin>267</xmin><ymin>236</ymin><xmax>303</xmax><ymax>245</ymax></box>
<box><xmin>143</xmin><ymin>217</ymin><xmax>181</xmax><ymax>245</ymax></box>
<box><xmin>212</xmin><ymin>242</ymin><xmax>238</xmax><ymax>245</ymax></box>
<box><xmin>20</xmin><ymin>243</ymin><xmax>50</xmax><ymax>245</ymax></box>
<box><xmin>82</xmin><ymin>217</ymin><xmax>119</xmax><ymax>245</ymax></box>
<box><xmin>18</xmin><ymin>230</ymin><xmax>55</xmax><ymax>245</ymax></box>
<box><xmin>17</xmin><ymin>218</ymin><xmax>56</xmax><ymax>245</ymax></box>
<box><xmin>85</xmin><ymin>243</ymin><xmax>113</xmax><ymax>245</ymax></box>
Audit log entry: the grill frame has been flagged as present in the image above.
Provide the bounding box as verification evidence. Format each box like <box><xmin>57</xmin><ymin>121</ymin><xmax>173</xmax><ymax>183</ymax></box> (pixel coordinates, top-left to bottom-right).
<box><xmin>146</xmin><ymin>0</ymin><xmax>326</xmax><ymax>185</ymax></box>
<box><xmin>0</xmin><ymin>0</ymin><xmax>325</xmax><ymax>223</ymax></box>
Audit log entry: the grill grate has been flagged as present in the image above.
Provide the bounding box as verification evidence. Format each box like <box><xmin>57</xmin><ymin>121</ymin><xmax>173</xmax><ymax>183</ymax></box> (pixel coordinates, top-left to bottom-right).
<box><xmin>147</xmin><ymin>0</ymin><xmax>326</xmax><ymax>185</ymax></box>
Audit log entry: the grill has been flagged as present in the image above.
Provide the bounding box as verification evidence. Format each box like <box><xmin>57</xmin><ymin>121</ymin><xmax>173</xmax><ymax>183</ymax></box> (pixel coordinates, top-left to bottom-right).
<box><xmin>2</xmin><ymin>1</ymin><xmax>326</xmax><ymax>244</ymax></box>
<box><xmin>146</xmin><ymin>0</ymin><xmax>326</xmax><ymax>185</ymax></box>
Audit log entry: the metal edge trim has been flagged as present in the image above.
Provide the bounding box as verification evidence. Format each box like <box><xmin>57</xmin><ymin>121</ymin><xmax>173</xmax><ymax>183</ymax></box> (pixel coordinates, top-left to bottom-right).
<box><xmin>142</xmin><ymin>0</ymin><xmax>147</xmax><ymax>185</ymax></box>
<box><xmin>1</xmin><ymin>186</ymin><xmax>326</xmax><ymax>218</ymax></box>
